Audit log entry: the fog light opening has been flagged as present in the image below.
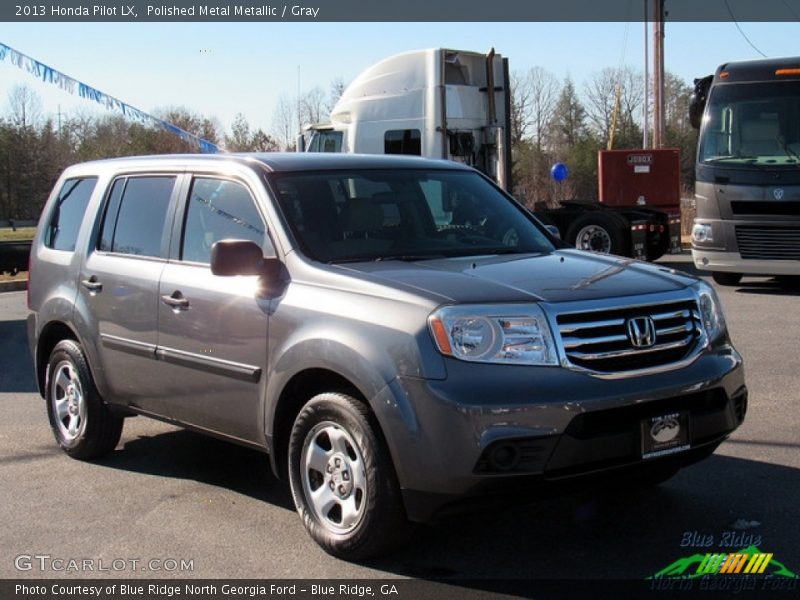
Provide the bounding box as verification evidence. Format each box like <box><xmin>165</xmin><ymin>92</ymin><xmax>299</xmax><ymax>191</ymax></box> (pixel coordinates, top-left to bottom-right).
<box><xmin>488</xmin><ymin>442</ymin><xmax>522</xmax><ymax>471</ymax></box>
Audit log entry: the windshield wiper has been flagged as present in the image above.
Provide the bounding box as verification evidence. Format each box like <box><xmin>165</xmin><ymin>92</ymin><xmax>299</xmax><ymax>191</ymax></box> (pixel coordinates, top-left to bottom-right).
<box><xmin>442</xmin><ymin>247</ymin><xmax>530</xmax><ymax>258</ymax></box>
<box><xmin>374</xmin><ymin>254</ymin><xmax>448</xmax><ymax>262</ymax></box>
<box><xmin>705</xmin><ymin>155</ymin><xmax>768</xmax><ymax>172</ymax></box>
<box><xmin>329</xmin><ymin>248</ymin><xmax>532</xmax><ymax>264</ymax></box>
<box><xmin>329</xmin><ymin>254</ymin><xmax>446</xmax><ymax>264</ymax></box>
<box><xmin>705</xmin><ymin>155</ymin><xmax>758</xmax><ymax>163</ymax></box>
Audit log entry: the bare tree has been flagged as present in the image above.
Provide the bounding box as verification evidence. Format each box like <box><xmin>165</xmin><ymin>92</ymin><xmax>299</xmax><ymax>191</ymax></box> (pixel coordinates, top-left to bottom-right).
<box><xmin>510</xmin><ymin>67</ymin><xmax>560</xmax><ymax>152</ymax></box>
<box><xmin>326</xmin><ymin>77</ymin><xmax>347</xmax><ymax>117</ymax></box>
<box><xmin>585</xmin><ymin>67</ymin><xmax>643</xmax><ymax>149</ymax></box>
<box><xmin>510</xmin><ymin>70</ymin><xmax>532</xmax><ymax>148</ymax></box>
<box><xmin>7</xmin><ymin>85</ymin><xmax>42</xmax><ymax>130</ymax></box>
<box><xmin>298</xmin><ymin>86</ymin><xmax>327</xmax><ymax>127</ymax></box>
<box><xmin>271</xmin><ymin>94</ymin><xmax>297</xmax><ymax>151</ymax></box>
<box><xmin>527</xmin><ymin>67</ymin><xmax>559</xmax><ymax>153</ymax></box>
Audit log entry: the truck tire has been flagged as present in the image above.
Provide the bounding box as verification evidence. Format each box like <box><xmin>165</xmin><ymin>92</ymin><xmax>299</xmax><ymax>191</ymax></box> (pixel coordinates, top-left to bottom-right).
<box><xmin>288</xmin><ymin>392</ymin><xmax>410</xmax><ymax>560</ymax></box>
<box><xmin>565</xmin><ymin>213</ymin><xmax>627</xmax><ymax>255</ymax></box>
<box><xmin>711</xmin><ymin>272</ymin><xmax>742</xmax><ymax>286</ymax></box>
<box><xmin>46</xmin><ymin>340</ymin><xmax>124</xmax><ymax>459</ymax></box>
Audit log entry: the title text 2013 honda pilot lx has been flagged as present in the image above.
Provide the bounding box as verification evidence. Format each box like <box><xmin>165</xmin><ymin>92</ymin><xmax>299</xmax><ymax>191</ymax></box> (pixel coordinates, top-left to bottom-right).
<box><xmin>28</xmin><ymin>154</ymin><xmax>747</xmax><ymax>559</ymax></box>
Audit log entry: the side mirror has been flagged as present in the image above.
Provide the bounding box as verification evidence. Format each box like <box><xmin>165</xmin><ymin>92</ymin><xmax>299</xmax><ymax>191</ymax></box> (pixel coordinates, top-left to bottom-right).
<box><xmin>211</xmin><ymin>239</ymin><xmax>269</xmax><ymax>276</ymax></box>
<box><xmin>689</xmin><ymin>75</ymin><xmax>712</xmax><ymax>130</ymax></box>
<box><xmin>545</xmin><ymin>224</ymin><xmax>561</xmax><ymax>239</ymax></box>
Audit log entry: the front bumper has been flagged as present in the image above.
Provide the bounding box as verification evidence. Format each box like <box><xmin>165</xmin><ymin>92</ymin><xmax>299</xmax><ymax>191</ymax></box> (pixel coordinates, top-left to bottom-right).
<box><xmin>372</xmin><ymin>344</ymin><xmax>746</xmax><ymax>522</ymax></box>
<box><xmin>692</xmin><ymin>248</ymin><xmax>800</xmax><ymax>276</ymax></box>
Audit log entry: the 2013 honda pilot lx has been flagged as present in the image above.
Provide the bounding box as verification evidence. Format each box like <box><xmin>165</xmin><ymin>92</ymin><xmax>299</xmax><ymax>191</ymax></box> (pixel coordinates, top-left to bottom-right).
<box><xmin>28</xmin><ymin>154</ymin><xmax>747</xmax><ymax>559</ymax></box>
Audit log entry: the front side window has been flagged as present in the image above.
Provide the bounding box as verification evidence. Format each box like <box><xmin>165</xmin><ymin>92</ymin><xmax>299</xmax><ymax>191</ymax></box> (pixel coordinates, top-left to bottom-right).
<box><xmin>99</xmin><ymin>176</ymin><xmax>176</xmax><ymax>258</ymax></box>
<box><xmin>44</xmin><ymin>177</ymin><xmax>97</xmax><ymax>251</ymax></box>
<box><xmin>182</xmin><ymin>178</ymin><xmax>269</xmax><ymax>264</ymax></box>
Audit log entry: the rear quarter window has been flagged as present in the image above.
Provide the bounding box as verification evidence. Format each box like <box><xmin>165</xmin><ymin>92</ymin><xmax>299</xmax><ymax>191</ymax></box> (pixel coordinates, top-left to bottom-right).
<box><xmin>44</xmin><ymin>177</ymin><xmax>98</xmax><ymax>251</ymax></box>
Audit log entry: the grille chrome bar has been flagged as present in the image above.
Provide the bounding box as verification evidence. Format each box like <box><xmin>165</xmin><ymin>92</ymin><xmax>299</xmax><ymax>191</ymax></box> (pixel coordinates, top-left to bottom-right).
<box><xmin>553</xmin><ymin>298</ymin><xmax>704</xmax><ymax>375</ymax></box>
<box><xmin>562</xmin><ymin>334</ymin><xmax>629</xmax><ymax>349</ymax></box>
<box><xmin>558</xmin><ymin>317</ymin><xmax>625</xmax><ymax>335</ymax></box>
<box><xmin>567</xmin><ymin>335</ymin><xmax>694</xmax><ymax>361</ymax></box>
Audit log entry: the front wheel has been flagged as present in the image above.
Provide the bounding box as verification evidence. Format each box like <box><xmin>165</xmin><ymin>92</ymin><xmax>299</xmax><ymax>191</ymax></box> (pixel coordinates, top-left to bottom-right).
<box><xmin>45</xmin><ymin>340</ymin><xmax>123</xmax><ymax>459</ymax></box>
<box><xmin>288</xmin><ymin>393</ymin><xmax>409</xmax><ymax>560</ymax></box>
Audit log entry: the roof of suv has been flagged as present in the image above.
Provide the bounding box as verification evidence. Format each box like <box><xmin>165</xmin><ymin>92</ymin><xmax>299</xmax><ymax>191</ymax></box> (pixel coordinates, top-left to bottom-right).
<box><xmin>70</xmin><ymin>152</ymin><xmax>472</xmax><ymax>173</ymax></box>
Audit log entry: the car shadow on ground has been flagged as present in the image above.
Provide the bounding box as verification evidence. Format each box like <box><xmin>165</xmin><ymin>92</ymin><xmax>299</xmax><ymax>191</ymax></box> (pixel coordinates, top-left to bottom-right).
<box><xmin>0</xmin><ymin>318</ymin><xmax>37</xmax><ymax>393</ymax></box>
<box><xmin>91</xmin><ymin>423</ymin><xmax>800</xmax><ymax>584</ymax></box>
<box><xmin>97</xmin><ymin>428</ymin><xmax>295</xmax><ymax>512</ymax></box>
<box><xmin>368</xmin><ymin>454</ymin><xmax>800</xmax><ymax>583</ymax></box>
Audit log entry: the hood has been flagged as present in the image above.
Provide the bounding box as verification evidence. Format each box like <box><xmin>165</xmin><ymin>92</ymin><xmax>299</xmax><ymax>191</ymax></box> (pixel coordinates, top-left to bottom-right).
<box><xmin>333</xmin><ymin>250</ymin><xmax>697</xmax><ymax>305</ymax></box>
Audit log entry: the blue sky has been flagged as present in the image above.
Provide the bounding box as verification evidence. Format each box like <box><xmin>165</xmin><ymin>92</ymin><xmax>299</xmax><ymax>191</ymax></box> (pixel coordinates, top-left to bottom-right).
<box><xmin>1</xmin><ymin>22</ymin><xmax>798</xmax><ymax>137</ymax></box>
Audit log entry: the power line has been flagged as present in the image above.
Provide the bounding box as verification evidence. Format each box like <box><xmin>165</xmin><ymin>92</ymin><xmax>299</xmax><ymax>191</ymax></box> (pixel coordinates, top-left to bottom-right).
<box><xmin>724</xmin><ymin>0</ymin><xmax>767</xmax><ymax>58</ymax></box>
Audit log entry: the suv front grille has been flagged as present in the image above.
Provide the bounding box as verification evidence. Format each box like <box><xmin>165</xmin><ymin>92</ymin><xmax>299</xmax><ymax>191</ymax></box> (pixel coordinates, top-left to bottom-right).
<box><xmin>736</xmin><ymin>226</ymin><xmax>800</xmax><ymax>260</ymax></box>
<box><xmin>556</xmin><ymin>300</ymin><xmax>703</xmax><ymax>373</ymax></box>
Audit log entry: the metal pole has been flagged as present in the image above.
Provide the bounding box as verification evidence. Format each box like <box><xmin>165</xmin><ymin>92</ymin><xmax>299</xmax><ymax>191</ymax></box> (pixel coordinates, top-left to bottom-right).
<box><xmin>653</xmin><ymin>0</ymin><xmax>665</xmax><ymax>149</ymax></box>
<box><xmin>643</xmin><ymin>0</ymin><xmax>649</xmax><ymax>148</ymax></box>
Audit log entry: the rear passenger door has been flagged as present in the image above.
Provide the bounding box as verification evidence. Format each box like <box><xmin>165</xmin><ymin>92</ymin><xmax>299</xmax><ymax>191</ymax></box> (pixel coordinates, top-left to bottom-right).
<box><xmin>156</xmin><ymin>175</ymin><xmax>271</xmax><ymax>445</ymax></box>
<box><xmin>78</xmin><ymin>174</ymin><xmax>179</xmax><ymax>415</ymax></box>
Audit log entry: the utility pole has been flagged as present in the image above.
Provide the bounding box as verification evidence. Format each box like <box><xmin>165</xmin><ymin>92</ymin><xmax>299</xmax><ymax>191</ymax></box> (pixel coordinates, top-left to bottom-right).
<box><xmin>652</xmin><ymin>0</ymin><xmax>666</xmax><ymax>149</ymax></box>
<box><xmin>643</xmin><ymin>0</ymin><xmax>649</xmax><ymax>148</ymax></box>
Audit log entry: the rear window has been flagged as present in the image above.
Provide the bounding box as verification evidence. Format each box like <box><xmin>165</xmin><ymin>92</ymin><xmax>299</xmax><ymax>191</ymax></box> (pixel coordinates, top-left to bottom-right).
<box><xmin>44</xmin><ymin>177</ymin><xmax>97</xmax><ymax>251</ymax></box>
<box><xmin>98</xmin><ymin>176</ymin><xmax>176</xmax><ymax>258</ymax></box>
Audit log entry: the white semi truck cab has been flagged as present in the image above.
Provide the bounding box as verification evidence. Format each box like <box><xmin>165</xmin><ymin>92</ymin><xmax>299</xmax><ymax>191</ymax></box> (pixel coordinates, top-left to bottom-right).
<box><xmin>302</xmin><ymin>48</ymin><xmax>512</xmax><ymax>189</ymax></box>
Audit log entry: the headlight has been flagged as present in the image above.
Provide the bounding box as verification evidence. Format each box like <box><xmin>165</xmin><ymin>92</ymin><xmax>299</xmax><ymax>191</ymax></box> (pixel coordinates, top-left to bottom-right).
<box><xmin>693</xmin><ymin>281</ymin><xmax>727</xmax><ymax>342</ymax></box>
<box><xmin>692</xmin><ymin>222</ymin><xmax>713</xmax><ymax>244</ymax></box>
<box><xmin>429</xmin><ymin>304</ymin><xmax>558</xmax><ymax>365</ymax></box>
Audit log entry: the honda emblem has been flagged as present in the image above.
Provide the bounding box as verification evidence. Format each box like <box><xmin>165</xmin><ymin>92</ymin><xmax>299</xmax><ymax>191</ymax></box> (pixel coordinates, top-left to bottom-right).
<box><xmin>627</xmin><ymin>317</ymin><xmax>657</xmax><ymax>348</ymax></box>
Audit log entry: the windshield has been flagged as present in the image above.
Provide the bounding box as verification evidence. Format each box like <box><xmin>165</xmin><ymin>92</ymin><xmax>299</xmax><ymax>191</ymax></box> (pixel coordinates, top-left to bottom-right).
<box><xmin>307</xmin><ymin>130</ymin><xmax>343</xmax><ymax>153</ymax></box>
<box><xmin>271</xmin><ymin>169</ymin><xmax>555</xmax><ymax>263</ymax></box>
<box><xmin>699</xmin><ymin>80</ymin><xmax>800</xmax><ymax>167</ymax></box>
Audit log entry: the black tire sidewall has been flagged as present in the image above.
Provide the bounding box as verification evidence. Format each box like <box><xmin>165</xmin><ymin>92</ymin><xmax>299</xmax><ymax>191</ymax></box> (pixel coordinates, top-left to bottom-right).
<box><xmin>566</xmin><ymin>213</ymin><xmax>627</xmax><ymax>255</ymax></box>
<box><xmin>45</xmin><ymin>339</ymin><xmax>121</xmax><ymax>458</ymax></box>
<box><xmin>287</xmin><ymin>393</ymin><xmax>404</xmax><ymax>560</ymax></box>
<box><xmin>712</xmin><ymin>272</ymin><xmax>743</xmax><ymax>286</ymax></box>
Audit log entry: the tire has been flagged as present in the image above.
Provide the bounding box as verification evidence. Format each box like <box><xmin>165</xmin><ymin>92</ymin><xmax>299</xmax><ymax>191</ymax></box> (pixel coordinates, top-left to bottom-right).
<box><xmin>288</xmin><ymin>392</ymin><xmax>409</xmax><ymax>560</ymax></box>
<box><xmin>565</xmin><ymin>212</ymin><xmax>627</xmax><ymax>255</ymax></box>
<box><xmin>712</xmin><ymin>272</ymin><xmax>742</xmax><ymax>286</ymax></box>
<box><xmin>45</xmin><ymin>340</ymin><xmax>123</xmax><ymax>459</ymax></box>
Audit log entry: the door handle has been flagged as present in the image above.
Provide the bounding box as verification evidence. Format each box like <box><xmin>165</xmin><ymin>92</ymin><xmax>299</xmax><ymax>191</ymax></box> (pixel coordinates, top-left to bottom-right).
<box><xmin>81</xmin><ymin>277</ymin><xmax>103</xmax><ymax>293</ymax></box>
<box><xmin>161</xmin><ymin>292</ymin><xmax>190</xmax><ymax>310</ymax></box>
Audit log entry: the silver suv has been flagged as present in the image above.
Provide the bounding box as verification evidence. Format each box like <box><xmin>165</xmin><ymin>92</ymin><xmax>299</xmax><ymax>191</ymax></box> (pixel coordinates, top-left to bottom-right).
<box><xmin>28</xmin><ymin>153</ymin><xmax>747</xmax><ymax>559</ymax></box>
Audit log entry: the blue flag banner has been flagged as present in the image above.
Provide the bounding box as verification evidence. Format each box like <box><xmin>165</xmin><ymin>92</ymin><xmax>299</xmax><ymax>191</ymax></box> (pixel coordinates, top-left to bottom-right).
<box><xmin>0</xmin><ymin>42</ymin><xmax>220</xmax><ymax>154</ymax></box>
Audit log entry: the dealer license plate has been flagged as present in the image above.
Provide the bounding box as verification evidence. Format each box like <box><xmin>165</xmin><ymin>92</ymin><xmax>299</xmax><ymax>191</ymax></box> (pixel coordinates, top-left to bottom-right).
<box><xmin>641</xmin><ymin>411</ymin><xmax>690</xmax><ymax>459</ymax></box>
